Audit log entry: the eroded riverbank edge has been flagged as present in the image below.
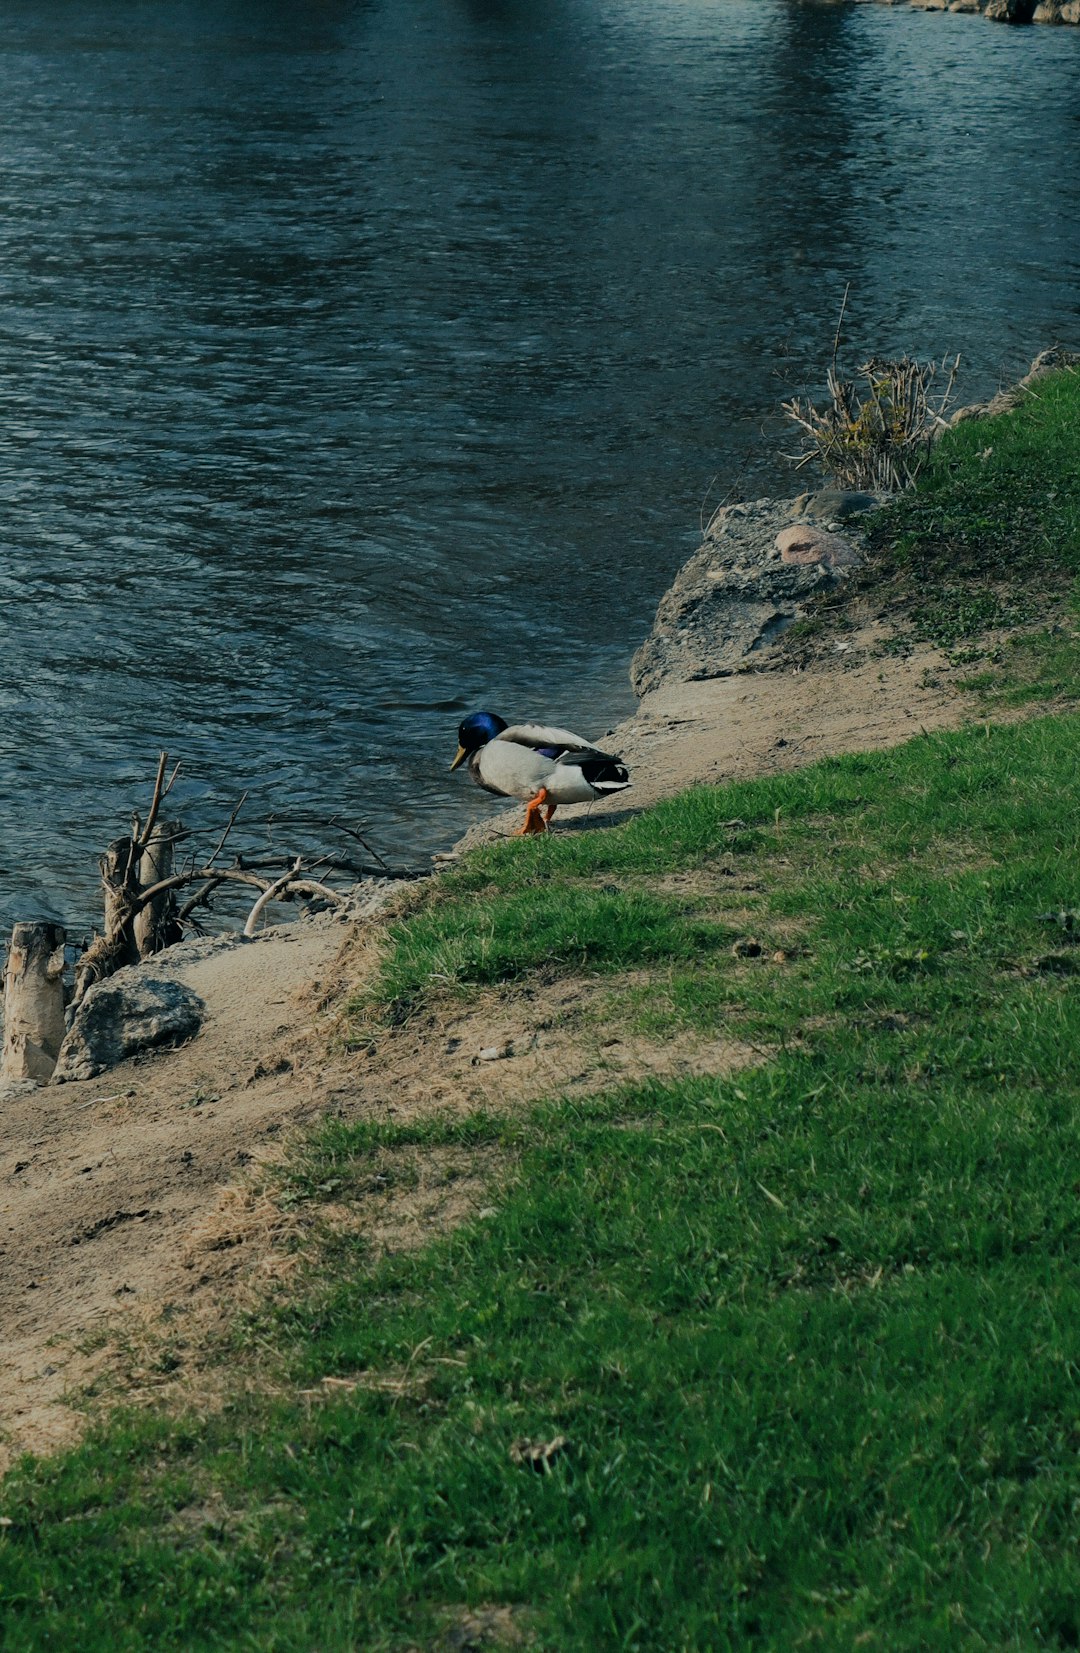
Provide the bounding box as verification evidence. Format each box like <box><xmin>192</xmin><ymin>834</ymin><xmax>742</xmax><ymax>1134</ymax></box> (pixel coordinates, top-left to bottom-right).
<box><xmin>0</xmin><ymin>551</ymin><xmax>999</xmax><ymax>1472</ymax></box>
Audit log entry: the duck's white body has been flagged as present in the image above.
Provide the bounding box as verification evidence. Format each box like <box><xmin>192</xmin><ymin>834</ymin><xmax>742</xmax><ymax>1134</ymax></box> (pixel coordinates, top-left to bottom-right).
<box><xmin>472</xmin><ymin>723</ymin><xmax>626</xmax><ymax>805</ymax></box>
<box><xmin>452</xmin><ymin>715</ymin><xmax>631</xmax><ymax>834</ymax></box>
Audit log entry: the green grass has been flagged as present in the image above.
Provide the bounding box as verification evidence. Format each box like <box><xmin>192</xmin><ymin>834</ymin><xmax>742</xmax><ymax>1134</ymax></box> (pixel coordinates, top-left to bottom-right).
<box><xmin>791</xmin><ymin>364</ymin><xmax>1080</xmax><ymax>679</ymax></box>
<box><xmin>868</xmin><ymin>364</ymin><xmax>1080</xmax><ymax>591</ymax></box>
<box><xmin>4</xmin><ymin>715</ymin><xmax>1080</xmax><ymax>1649</ymax></box>
<box><xmin>374</xmin><ymin>882</ymin><xmax>734</xmax><ymax>1018</ymax></box>
<box><xmin>952</xmin><ymin>605</ymin><xmax>1080</xmax><ymax>708</ymax></box>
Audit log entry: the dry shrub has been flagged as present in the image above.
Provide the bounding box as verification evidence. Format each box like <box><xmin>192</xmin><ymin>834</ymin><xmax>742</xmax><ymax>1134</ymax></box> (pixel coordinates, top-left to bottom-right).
<box><xmin>783</xmin><ymin>353</ymin><xmax>961</xmax><ymax>492</ymax></box>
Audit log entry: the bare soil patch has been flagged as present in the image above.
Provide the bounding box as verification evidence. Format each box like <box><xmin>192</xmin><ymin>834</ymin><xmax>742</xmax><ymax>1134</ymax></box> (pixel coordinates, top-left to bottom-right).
<box><xmin>0</xmin><ymin>916</ymin><xmax>357</xmax><ymax>1469</ymax></box>
<box><xmin>340</xmin><ymin>973</ymin><xmax>761</xmax><ymax>1122</ymax></box>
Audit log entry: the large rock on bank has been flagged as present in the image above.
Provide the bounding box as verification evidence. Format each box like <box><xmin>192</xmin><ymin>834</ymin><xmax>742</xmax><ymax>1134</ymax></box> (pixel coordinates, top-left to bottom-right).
<box><xmin>53</xmin><ymin>972</ymin><xmax>206</xmax><ymax>1083</ymax></box>
<box><xmin>629</xmin><ymin>491</ymin><xmax>882</xmax><ymax>697</ymax></box>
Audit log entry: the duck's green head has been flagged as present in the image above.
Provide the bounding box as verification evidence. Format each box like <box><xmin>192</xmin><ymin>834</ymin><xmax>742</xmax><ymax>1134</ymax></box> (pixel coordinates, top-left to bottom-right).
<box><xmin>451</xmin><ymin>710</ymin><xmax>507</xmax><ymax>770</ymax></box>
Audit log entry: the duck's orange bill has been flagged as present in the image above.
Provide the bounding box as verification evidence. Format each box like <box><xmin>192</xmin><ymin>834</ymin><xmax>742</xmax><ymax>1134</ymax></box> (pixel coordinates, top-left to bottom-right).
<box><xmin>450</xmin><ymin>745</ymin><xmax>468</xmax><ymax>771</ymax></box>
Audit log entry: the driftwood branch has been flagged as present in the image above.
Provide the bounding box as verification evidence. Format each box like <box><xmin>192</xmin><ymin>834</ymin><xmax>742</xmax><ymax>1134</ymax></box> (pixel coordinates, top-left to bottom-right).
<box><xmin>177</xmin><ymin>876</ymin><xmax>229</xmax><ymax>926</ymax></box>
<box><xmin>265</xmin><ymin>812</ymin><xmax>393</xmax><ymax>874</ymax></box>
<box><xmin>244</xmin><ymin>858</ymin><xmax>302</xmax><ymax>938</ymax></box>
<box><xmin>69</xmin><ymin>752</ymin><xmax>418</xmax><ymax>1010</ymax></box>
<box><xmin>133</xmin><ymin>862</ymin><xmax>345</xmax><ymax>913</ymax></box>
<box><xmin>132</xmin><ymin>751</ymin><xmax>179</xmax><ymax>855</ymax></box>
<box><xmin>205</xmin><ymin>791</ymin><xmax>248</xmax><ymax>871</ymax></box>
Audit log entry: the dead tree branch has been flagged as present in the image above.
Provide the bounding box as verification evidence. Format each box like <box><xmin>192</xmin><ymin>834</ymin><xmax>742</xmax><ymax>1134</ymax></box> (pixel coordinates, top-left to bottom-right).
<box><xmin>71</xmin><ymin>755</ymin><xmax>387</xmax><ymax>1008</ymax></box>
<box><xmin>177</xmin><ymin>876</ymin><xmax>229</xmax><ymax>926</ymax></box>
<box><xmin>132</xmin><ymin>863</ymin><xmax>348</xmax><ymax>913</ymax></box>
<box><xmin>264</xmin><ymin>812</ymin><xmax>395</xmax><ymax>874</ymax></box>
<box><xmin>243</xmin><ymin>858</ymin><xmax>303</xmax><ymax>938</ymax></box>
<box><xmin>132</xmin><ymin>751</ymin><xmax>180</xmax><ymax>855</ymax></box>
<box><xmin>205</xmin><ymin>791</ymin><xmax>248</xmax><ymax>871</ymax></box>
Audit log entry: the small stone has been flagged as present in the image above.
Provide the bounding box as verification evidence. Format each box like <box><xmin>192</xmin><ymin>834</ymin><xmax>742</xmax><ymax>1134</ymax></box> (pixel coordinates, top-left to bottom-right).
<box><xmin>799</xmin><ymin>489</ymin><xmax>883</xmax><ymax>523</ymax></box>
<box><xmin>775</xmin><ymin>525</ymin><xmax>860</xmax><ymax>570</ymax></box>
<box><xmin>474</xmin><ymin>1043</ymin><xmax>512</xmax><ymax>1063</ymax></box>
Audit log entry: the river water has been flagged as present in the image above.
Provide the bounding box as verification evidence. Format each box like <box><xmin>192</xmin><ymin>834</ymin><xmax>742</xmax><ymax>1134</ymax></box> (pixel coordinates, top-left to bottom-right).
<box><xmin>1</xmin><ymin>0</ymin><xmax>1077</xmax><ymax>934</ymax></box>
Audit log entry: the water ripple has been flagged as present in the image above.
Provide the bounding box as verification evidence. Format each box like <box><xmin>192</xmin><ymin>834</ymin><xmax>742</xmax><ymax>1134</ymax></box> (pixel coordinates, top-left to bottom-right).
<box><xmin>0</xmin><ymin>0</ymin><xmax>1077</xmax><ymax>929</ymax></box>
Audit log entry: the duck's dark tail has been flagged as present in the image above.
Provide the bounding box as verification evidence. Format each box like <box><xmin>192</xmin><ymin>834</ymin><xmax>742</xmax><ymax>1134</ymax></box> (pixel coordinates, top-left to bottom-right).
<box><xmin>578</xmin><ymin>755</ymin><xmax>631</xmax><ymax>794</ymax></box>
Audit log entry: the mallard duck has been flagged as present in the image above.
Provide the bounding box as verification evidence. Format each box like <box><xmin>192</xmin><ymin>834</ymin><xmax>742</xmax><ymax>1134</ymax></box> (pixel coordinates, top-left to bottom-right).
<box><xmin>450</xmin><ymin>711</ymin><xmax>631</xmax><ymax>835</ymax></box>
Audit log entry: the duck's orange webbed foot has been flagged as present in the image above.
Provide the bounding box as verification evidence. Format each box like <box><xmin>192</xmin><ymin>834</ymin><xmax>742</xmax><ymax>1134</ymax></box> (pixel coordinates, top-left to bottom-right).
<box><xmin>517</xmin><ymin>788</ymin><xmax>550</xmax><ymax>835</ymax></box>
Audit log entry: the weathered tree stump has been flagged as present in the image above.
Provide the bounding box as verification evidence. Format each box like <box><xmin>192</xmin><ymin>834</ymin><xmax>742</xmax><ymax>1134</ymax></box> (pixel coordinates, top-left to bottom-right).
<box><xmin>2</xmin><ymin>921</ymin><xmax>67</xmax><ymax>1083</ymax></box>
<box><xmin>102</xmin><ymin>834</ymin><xmax>138</xmax><ymax>946</ymax></box>
<box><xmin>63</xmin><ymin>751</ymin><xmax>358</xmax><ymax>1019</ymax></box>
<box><xmin>133</xmin><ymin>819</ymin><xmax>183</xmax><ymax>958</ymax></box>
<box><xmin>73</xmin><ymin>837</ymin><xmax>141</xmax><ymax>1005</ymax></box>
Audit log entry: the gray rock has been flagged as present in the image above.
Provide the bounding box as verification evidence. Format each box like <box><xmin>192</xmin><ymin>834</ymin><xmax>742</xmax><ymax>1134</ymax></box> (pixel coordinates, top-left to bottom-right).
<box><xmin>0</xmin><ymin>1078</ymin><xmax>43</xmax><ymax>1103</ymax></box>
<box><xmin>794</xmin><ymin>488</ymin><xmax>885</xmax><ymax>524</ymax></box>
<box><xmin>53</xmin><ymin>973</ymin><xmax>206</xmax><ymax>1083</ymax></box>
<box><xmin>630</xmin><ymin>497</ymin><xmax>873</xmax><ymax>697</ymax></box>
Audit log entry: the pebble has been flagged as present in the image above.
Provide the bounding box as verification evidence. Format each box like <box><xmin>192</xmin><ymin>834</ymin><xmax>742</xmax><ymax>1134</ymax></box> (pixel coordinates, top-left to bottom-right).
<box><xmin>475</xmin><ymin>1042</ymin><xmax>513</xmax><ymax>1063</ymax></box>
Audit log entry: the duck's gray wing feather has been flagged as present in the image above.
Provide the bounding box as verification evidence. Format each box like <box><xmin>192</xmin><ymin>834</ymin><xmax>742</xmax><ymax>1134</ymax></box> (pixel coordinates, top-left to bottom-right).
<box><xmin>497</xmin><ymin>723</ymin><xmax>607</xmax><ymax>757</ymax></box>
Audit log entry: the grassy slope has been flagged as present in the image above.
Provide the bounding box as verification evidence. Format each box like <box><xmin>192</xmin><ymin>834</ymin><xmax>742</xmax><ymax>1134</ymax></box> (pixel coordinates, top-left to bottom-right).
<box><xmin>2</xmin><ymin>373</ymin><xmax>1080</xmax><ymax>1652</ymax></box>
<box><xmin>872</xmin><ymin>365</ymin><xmax>1080</xmax><ymax>591</ymax></box>
<box><xmin>796</xmin><ymin>363</ymin><xmax>1080</xmax><ymax>687</ymax></box>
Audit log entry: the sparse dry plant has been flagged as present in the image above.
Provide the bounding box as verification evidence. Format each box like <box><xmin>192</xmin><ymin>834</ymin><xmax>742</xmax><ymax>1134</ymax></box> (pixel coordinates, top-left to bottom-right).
<box><xmin>783</xmin><ymin>352</ymin><xmax>961</xmax><ymax>492</ymax></box>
